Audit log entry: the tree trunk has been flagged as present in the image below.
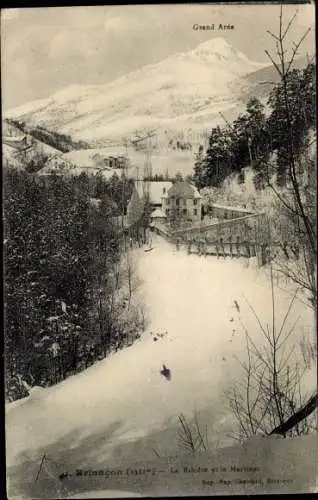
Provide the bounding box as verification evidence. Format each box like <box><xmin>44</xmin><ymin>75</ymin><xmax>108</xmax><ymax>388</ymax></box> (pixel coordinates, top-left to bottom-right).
<box><xmin>270</xmin><ymin>393</ymin><xmax>318</xmax><ymax>436</ymax></box>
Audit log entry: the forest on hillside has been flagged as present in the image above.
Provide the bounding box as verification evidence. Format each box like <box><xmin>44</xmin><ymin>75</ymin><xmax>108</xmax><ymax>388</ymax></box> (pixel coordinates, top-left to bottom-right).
<box><xmin>5</xmin><ymin>118</ymin><xmax>91</xmax><ymax>153</ymax></box>
<box><xmin>193</xmin><ymin>62</ymin><xmax>316</xmax><ymax>190</ymax></box>
<box><xmin>3</xmin><ymin>170</ymin><xmax>145</xmax><ymax>402</ymax></box>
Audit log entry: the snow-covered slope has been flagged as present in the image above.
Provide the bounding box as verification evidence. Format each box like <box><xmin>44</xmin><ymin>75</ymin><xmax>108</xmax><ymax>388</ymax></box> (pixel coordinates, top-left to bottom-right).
<box><xmin>6</xmin><ymin>236</ymin><xmax>316</xmax><ymax>498</ymax></box>
<box><xmin>6</xmin><ymin>38</ymin><xmax>267</xmax><ymax>141</ymax></box>
<box><xmin>2</xmin><ymin>120</ymin><xmax>63</xmax><ymax>170</ymax></box>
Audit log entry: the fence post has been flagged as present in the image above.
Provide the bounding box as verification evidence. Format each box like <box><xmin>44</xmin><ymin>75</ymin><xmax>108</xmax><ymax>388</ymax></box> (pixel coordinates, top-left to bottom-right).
<box><xmin>203</xmin><ymin>237</ymin><xmax>207</xmax><ymax>257</ymax></box>
<box><xmin>236</xmin><ymin>236</ymin><xmax>240</xmax><ymax>257</ymax></box>
<box><xmin>245</xmin><ymin>241</ymin><xmax>251</xmax><ymax>258</ymax></box>
<box><xmin>220</xmin><ymin>238</ymin><xmax>225</xmax><ymax>258</ymax></box>
<box><xmin>261</xmin><ymin>243</ymin><xmax>267</xmax><ymax>266</ymax></box>
<box><xmin>229</xmin><ymin>235</ymin><xmax>233</xmax><ymax>258</ymax></box>
<box><xmin>187</xmin><ymin>238</ymin><xmax>192</xmax><ymax>255</ymax></box>
<box><xmin>252</xmin><ymin>242</ymin><xmax>256</xmax><ymax>257</ymax></box>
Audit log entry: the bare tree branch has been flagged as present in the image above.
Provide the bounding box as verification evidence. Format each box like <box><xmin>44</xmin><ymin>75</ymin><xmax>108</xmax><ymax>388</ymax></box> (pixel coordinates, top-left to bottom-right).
<box><xmin>282</xmin><ymin>10</ymin><xmax>298</xmax><ymax>40</ymax></box>
<box><xmin>285</xmin><ymin>28</ymin><xmax>312</xmax><ymax>75</ymax></box>
<box><xmin>270</xmin><ymin>393</ymin><xmax>318</xmax><ymax>435</ymax></box>
<box><xmin>264</xmin><ymin>49</ymin><xmax>283</xmax><ymax>77</ymax></box>
<box><xmin>267</xmin><ymin>29</ymin><xmax>280</xmax><ymax>42</ymax></box>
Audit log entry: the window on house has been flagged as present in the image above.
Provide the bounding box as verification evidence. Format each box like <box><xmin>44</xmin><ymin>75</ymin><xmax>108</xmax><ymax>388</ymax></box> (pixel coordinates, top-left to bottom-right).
<box><xmin>176</xmin><ymin>198</ymin><xmax>180</xmax><ymax>206</ymax></box>
<box><xmin>193</xmin><ymin>209</ymin><xmax>197</xmax><ymax>216</ymax></box>
<box><xmin>166</xmin><ymin>198</ymin><xmax>169</xmax><ymax>205</ymax></box>
<box><xmin>183</xmin><ymin>209</ymin><xmax>187</xmax><ymax>215</ymax></box>
<box><xmin>166</xmin><ymin>209</ymin><xmax>170</xmax><ymax>215</ymax></box>
<box><xmin>193</xmin><ymin>199</ymin><xmax>197</xmax><ymax>205</ymax></box>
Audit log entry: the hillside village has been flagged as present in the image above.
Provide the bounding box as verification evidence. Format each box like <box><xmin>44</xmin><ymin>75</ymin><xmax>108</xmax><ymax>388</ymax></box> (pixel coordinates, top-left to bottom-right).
<box><xmin>3</xmin><ymin>115</ymin><xmax>266</xmax><ymax>262</ymax></box>
<box><xmin>3</xmin><ymin>6</ymin><xmax>317</xmax><ymax>499</ymax></box>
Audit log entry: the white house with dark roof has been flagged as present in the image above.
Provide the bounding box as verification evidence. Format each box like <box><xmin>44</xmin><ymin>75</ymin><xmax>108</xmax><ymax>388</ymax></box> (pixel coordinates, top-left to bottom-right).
<box><xmin>163</xmin><ymin>181</ymin><xmax>202</xmax><ymax>222</ymax></box>
<box><xmin>130</xmin><ymin>179</ymin><xmax>203</xmax><ymax>226</ymax></box>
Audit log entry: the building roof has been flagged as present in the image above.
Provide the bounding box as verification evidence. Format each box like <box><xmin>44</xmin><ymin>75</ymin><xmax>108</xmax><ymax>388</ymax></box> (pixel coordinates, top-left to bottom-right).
<box><xmin>135</xmin><ymin>181</ymin><xmax>172</xmax><ymax>205</ymax></box>
<box><xmin>209</xmin><ymin>203</ymin><xmax>253</xmax><ymax>214</ymax></box>
<box><xmin>62</xmin><ymin>148</ymin><xmax>127</xmax><ymax>168</ymax></box>
<box><xmin>150</xmin><ymin>208</ymin><xmax>167</xmax><ymax>219</ymax></box>
<box><xmin>3</xmin><ymin>136</ymin><xmax>32</xmax><ymax>152</ymax></box>
<box><xmin>167</xmin><ymin>181</ymin><xmax>202</xmax><ymax>199</ymax></box>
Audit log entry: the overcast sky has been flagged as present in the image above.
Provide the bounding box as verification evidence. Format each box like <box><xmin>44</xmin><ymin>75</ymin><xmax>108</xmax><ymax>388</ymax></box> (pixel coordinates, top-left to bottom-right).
<box><xmin>1</xmin><ymin>3</ymin><xmax>315</xmax><ymax>110</ymax></box>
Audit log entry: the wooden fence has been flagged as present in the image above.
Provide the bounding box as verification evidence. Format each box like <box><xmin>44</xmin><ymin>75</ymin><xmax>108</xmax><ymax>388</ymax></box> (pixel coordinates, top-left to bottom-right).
<box><xmin>175</xmin><ymin>238</ymin><xmax>300</xmax><ymax>265</ymax></box>
<box><xmin>150</xmin><ymin>215</ymin><xmax>300</xmax><ymax>264</ymax></box>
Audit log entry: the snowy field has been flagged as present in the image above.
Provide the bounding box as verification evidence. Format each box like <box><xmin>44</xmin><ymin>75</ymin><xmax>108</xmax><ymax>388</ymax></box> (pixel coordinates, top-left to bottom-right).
<box><xmin>6</xmin><ymin>235</ymin><xmax>316</xmax><ymax>498</ymax></box>
<box><xmin>61</xmin><ymin>147</ymin><xmax>196</xmax><ymax>179</ymax></box>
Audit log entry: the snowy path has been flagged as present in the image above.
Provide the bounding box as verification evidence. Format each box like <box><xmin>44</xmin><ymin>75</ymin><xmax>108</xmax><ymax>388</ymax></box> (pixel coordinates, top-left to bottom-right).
<box><xmin>6</xmin><ymin>235</ymin><xmax>315</xmax><ymax>497</ymax></box>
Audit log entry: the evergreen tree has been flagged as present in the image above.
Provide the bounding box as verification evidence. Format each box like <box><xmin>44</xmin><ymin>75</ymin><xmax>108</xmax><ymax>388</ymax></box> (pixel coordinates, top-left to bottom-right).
<box><xmin>192</xmin><ymin>67</ymin><xmax>314</xmax><ymax>191</ymax></box>
<box><xmin>193</xmin><ymin>145</ymin><xmax>205</xmax><ymax>189</ymax></box>
<box><xmin>197</xmin><ymin>126</ymin><xmax>231</xmax><ymax>187</ymax></box>
<box><xmin>4</xmin><ymin>167</ymin><xmax>141</xmax><ymax>401</ymax></box>
<box><xmin>267</xmin><ymin>63</ymin><xmax>316</xmax><ymax>186</ymax></box>
<box><xmin>244</xmin><ymin>98</ymin><xmax>271</xmax><ymax>189</ymax></box>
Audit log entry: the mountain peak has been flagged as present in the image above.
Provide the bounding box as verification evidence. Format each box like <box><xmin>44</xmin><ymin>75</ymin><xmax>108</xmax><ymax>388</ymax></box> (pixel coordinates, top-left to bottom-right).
<box><xmin>195</xmin><ymin>37</ymin><xmax>233</xmax><ymax>54</ymax></box>
<box><xmin>194</xmin><ymin>37</ymin><xmax>242</xmax><ymax>60</ymax></box>
<box><xmin>190</xmin><ymin>37</ymin><xmax>265</xmax><ymax>69</ymax></box>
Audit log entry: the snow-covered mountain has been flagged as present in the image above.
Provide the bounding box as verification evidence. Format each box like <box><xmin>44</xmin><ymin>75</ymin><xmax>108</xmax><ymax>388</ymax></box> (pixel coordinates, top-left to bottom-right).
<box><xmin>6</xmin><ymin>38</ymin><xmax>268</xmax><ymax>142</ymax></box>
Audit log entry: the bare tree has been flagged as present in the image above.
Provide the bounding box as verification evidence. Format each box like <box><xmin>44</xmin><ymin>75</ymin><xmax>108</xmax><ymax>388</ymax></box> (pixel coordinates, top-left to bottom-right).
<box><xmin>226</xmin><ymin>268</ymin><xmax>316</xmax><ymax>441</ymax></box>
<box><xmin>124</xmin><ymin>249</ymin><xmax>141</xmax><ymax>310</ymax></box>
<box><xmin>177</xmin><ymin>412</ymin><xmax>208</xmax><ymax>455</ymax></box>
<box><xmin>256</xmin><ymin>5</ymin><xmax>317</xmax><ymax>433</ymax></box>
